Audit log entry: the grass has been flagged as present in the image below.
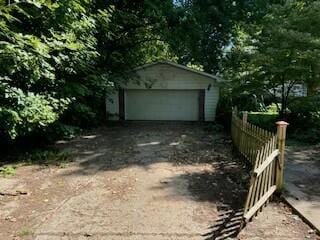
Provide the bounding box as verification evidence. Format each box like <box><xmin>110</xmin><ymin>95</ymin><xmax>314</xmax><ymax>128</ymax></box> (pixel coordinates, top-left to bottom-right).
<box><xmin>22</xmin><ymin>149</ymin><xmax>73</xmax><ymax>168</ymax></box>
<box><xmin>17</xmin><ymin>227</ymin><xmax>33</xmax><ymax>237</ymax></box>
<box><xmin>0</xmin><ymin>148</ymin><xmax>73</xmax><ymax>176</ymax></box>
<box><xmin>179</xmin><ymin>135</ymin><xmax>195</xmax><ymax>144</ymax></box>
<box><xmin>249</xmin><ymin>111</ymin><xmax>278</xmax><ymax>115</ymax></box>
<box><xmin>0</xmin><ymin>166</ymin><xmax>16</xmax><ymax>176</ymax></box>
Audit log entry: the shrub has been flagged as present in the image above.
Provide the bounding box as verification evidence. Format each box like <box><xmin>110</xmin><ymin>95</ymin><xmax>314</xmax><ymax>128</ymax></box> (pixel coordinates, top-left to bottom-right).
<box><xmin>288</xmin><ymin>96</ymin><xmax>320</xmax><ymax>127</ymax></box>
<box><xmin>216</xmin><ymin>87</ymin><xmax>266</xmax><ymax>129</ymax></box>
<box><xmin>290</xmin><ymin>128</ymin><xmax>320</xmax><ymax>145</ymax></box>
<box><xmin>43</xmin><ymin>123</ymin><xmax>81</xmax><ymax>142</ymax></box>
<box><xmin>0</xmin><ymin>86</ymin><xmax>70</xmax><ymax>140</ymax></box>
<box><xmin>248</xmin><ymin>112</ymin><xmax>278</xmax><ymax>132</ymax></box>
<box><xmin>247</xmin><ymin>104</ymin><xmax>279</xmax><ymax>131</ymax></box>
<box><xmin>23</xmin><ymin>149</ymin><xmax>72</xmax><ymax>167</ymax></box>
<box><xmin>62</xmin><ymin>102</ymin><xmax>99</xmax><ymax>128</ymax></box>
<box><xmin>215</xmin><ymin>91</ymin><xmax>233</xmax><ymax>129</ymax></box>
<box><xmin>287</xmin><ymin>95</ymin><xmax>320</xmax><ymax>144</ymax></box>
<box><xmin>0</xmin><ymin>166</ymin><xmax>16</xmax><ymax>176</ymax></box>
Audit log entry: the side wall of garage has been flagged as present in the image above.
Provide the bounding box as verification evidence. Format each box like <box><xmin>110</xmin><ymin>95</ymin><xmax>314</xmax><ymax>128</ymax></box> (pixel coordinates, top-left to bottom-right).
<box><xmin>106</xmin><ymin>63</ymin><xmax>220</xmax><ymax>121</ymax></box>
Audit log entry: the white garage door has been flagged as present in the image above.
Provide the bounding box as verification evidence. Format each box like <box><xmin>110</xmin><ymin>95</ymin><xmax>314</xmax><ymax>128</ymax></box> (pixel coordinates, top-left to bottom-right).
<box><xmin>125</xmin><ymin>90</ymin><xmax>199</xmax><ymax>121</ymax></box>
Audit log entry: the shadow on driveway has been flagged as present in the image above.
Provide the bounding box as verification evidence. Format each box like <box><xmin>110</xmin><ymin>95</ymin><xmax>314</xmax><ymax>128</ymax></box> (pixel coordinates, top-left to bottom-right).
<box><xmin>55</xmin><ymin>122</ymin><xmax>250</xmax><ymax>239</ymax></box>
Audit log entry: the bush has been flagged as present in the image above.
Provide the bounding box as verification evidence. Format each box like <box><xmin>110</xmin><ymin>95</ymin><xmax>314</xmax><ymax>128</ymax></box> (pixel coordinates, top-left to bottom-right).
<box><xmin>62</xmin><ymin>102</ymin><xmax>100</xmax><ymax>128</ymax></box>
<box><xmin>290</xmin><ymin>128</ymin><xmax>320</xmax><ymax>145</ymax></box>
<box><xmin>244</xmin><ymin>103</ymin><xmax>279</xmax><ymax>131</ymax></box>
<box><xmin>42</xmin><ymin>123</ymin><xmax>81</xmax><ymax>141</ymax></box>
<box><xmin>288</xmin><ymin>96</ymin><xmax>320</xmax><ymax>128</ymax></box>
<box><xmin>215</xmin><ymin>92</ymin><xmax>233</xmax><ymax>129</ymax></box>
<box><xmin>287</xmin><ymin>95</ymin><xmax>320</xmax><ymax>144</ymax></box>
<box><xmin>0</xmin><ymin>166</ymin><xmax>16</xmax><ymax>176</ymax></box>
<box><xmin>216</xmin><ymin>87</ymin><xmax>266</xmax><ymax>129</ymax></box>
<box><xmin>248</xmin><ymin>112</ymin><xmax>278</xmax><ymax>132</ymax></box>
<box><xmin>23</xmin><ymin>149</ymin><xmax>72</xmax><ymax>167</ymax></box>
<box><xmin>0</xmin><ymin>86</ymin><xmax>70</xmax><ymax>140</ymax></box>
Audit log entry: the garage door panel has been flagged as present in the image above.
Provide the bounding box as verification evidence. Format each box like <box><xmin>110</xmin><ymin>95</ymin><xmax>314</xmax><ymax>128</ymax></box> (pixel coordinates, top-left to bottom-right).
<box><xmin>125</xmin><ymin>90</ymin><xmax>199</xmax><ymax>121</ymax></box>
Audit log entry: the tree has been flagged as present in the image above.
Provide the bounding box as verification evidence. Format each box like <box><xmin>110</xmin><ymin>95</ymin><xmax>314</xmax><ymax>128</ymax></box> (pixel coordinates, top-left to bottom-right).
<box><xmin>0</xmin><ymin>0</ymin><xmax>174</xmax><ymax>140</ymax></box>
<box><xmin>0</xmin><ymin>0</ymin><xmax>78</xmax><ymax>139</ymax></box>
<box><xmin>224</xmin><ymin>0</ymin><xmax>320</xmax><ymax>117</ymax></box>
<box><xmin>163</xmin><ymin>0</ymin><xmax>272</xmax><ymax>73</ymax></box>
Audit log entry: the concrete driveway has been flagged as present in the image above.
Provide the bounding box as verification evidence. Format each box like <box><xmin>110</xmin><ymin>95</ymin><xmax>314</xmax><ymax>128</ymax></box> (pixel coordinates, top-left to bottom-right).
<box><xmin>284</xmin><ymin>144</ymin><xmax>320</xmax><ymax>233</ymax></box>
<box><xmin>0</xmin><ymin>123</ymin><xmax>317</xmax><ymax>240</ymax></box>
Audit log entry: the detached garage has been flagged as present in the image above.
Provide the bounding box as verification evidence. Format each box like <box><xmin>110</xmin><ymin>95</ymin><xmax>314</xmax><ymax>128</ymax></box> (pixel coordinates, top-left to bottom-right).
<box><xmin>106</xmin><ymin>61</ymin><xmax>223</xmax><ymax>122</ymax></box>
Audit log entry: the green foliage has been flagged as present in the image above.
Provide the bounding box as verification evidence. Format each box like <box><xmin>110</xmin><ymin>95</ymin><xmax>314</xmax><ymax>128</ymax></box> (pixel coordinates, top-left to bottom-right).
<box><xmin>4</xmin><ymin>0</ymin><xmax>318</xmax><ymax>148</ymax></box>
<box><xmin>0</xmin><ymin>86</ymin><xmax>70</xmax><ymax>139</ymax></box>
<box><xmin>0</xmin><ymin>0</ymin><xmax>95</xmax><ymax>139</ymax></box>
<box><xmin>248</xmin><ymin>112</ymin><xmax>278</xmax><ymax>132</ymax></box>
<box><xmin>43</xmin><ymin>123</ymin><xmax>81</xmax><ymax>141</ymax></box>
<box><xmin>287</xmin><ymin>95</ymin><xmax>320</xmax><ymax>143</ymax></box>
<box><xmin>0</xmin><ymin>0</ymin><xmax>175</xmax><ymax>141</ymax></box>
<box><xmin>215</xmin><ymin>88</ymin><xmax>233</xmax><ymax>129</ymax></box>
<box><xmin>165</xmin><ymin>0</ymin><xmax>270</xmax><ymax>73</ymax></box>
<box><xmin>265</xmin><ymin>104</ymin><xmax>278</xmax><ymax>114</ymax></box>
<box><xmin>290</xmin><ymin>128</ymin><xmax>320</xmax><ymax>144</ymax></box>
<box><xmin>222</xmin><ymin>0</ymin><xmax>320</xmax><ymax>143</ymax></box>
<box><xmin>225</xmin><ymin>0</ymin><xmax>320</xmax><ymax>116</ymax></box>
<box><xmin>0</xmin><ymin>165</ymin><xmax>16</xmax><ymax>176</ymax></box>
<box><xmin>216</xmin><ymin>86</ymin><xmax>266</xmax><ymax>129</ymax></box>
<box><xmin>23</xmin><ymin>149</ymin><xmax>72</xmax><ymax>167</ymax></box>
<box><xmin>289</xmin><ymin>96</ymin><xmax>320</xmax><ymax>117</ymax></box>
<box><xmin>17</xmin><ymin>227</ymin><xmax>33</xmax><ymax>237</ymax></box>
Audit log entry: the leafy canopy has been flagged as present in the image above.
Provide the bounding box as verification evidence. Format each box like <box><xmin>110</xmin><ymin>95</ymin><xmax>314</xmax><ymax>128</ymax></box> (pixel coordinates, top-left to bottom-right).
<box><xmin>224</xmin><ymin>0</ymin><xmax>320</xmax><ymax>115</ymax></box>
<box><xmin>0</xmin><ymin>0</ymin><xmax>172</xmax><ymax>140</ymax></box>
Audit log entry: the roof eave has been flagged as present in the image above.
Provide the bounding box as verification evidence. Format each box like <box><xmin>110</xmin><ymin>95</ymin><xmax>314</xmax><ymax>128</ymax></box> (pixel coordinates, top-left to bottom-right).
<box><xmin>133</xmin><ymin>61</ymin><xmax>225</xmax><ymax>84</ymax></box>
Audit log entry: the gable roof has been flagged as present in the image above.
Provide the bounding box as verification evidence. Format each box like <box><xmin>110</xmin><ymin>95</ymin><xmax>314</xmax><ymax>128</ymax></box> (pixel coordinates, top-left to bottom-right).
<box><xmin>133</xmin><ymin>61</ymin><xmax>224</xmax><ymax>83</ymax></box>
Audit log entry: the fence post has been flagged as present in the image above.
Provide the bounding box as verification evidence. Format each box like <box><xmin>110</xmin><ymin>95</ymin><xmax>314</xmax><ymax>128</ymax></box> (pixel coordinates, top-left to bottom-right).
<box><xmin>234</xmin><ymin>106</ymin><xmax>238</xmax><ymax>115</ymax></box>
<box><xmin>242</xmin><ymin>111</ymin><xmax>248</xmax><ymax>124</ymax></box>
<box><xmin>239</xmin><ymin>111</ymin><xmax>248</xmax><ymax>153</ymax></box>
<box><xmin>275</xmin><ymin>121</ymin><xmax>289</xmax><ymax>192</ymax></box>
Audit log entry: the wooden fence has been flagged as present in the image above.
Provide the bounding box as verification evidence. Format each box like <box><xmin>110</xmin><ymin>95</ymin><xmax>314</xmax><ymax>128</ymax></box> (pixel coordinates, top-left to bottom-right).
<box><xmin>231</xmin><ymin>107</ymin><xmax>288</xmax><ymax>222</ymax></box>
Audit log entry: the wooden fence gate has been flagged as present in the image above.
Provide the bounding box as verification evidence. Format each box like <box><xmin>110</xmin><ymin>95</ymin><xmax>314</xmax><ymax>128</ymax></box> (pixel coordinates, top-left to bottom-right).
<box><xmin>231</xmin><ymin>108</ymin><xmax>288</xmax><ymax>223</ymax></box>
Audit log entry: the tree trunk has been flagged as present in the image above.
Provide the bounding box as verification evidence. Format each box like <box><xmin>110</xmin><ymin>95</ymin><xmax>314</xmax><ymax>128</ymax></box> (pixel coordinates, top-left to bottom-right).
<box><xmin>280</xmin><ymin>80</ymin><xmax>286</xmax><ymax>119</ymax></box>
<box><xmin>308</xmin><ymin>64</ymin><xmax>319</xmax><ymax>96</ymax></box>
<box><xmin>307</xmin><ymin>82</ymin><xmax>319</xmax><ymax>96</ymax></box>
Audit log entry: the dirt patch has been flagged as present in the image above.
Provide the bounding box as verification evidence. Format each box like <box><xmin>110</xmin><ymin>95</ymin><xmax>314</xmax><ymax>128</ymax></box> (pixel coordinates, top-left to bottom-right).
<box><xmin>239</xmin><ymin>201</ymin><xmax>318</xmax><ymax>240</ymax></box>
<box><xmin>0</xmin><ymin>122</ymin><xmax>318</xmax><ymax>240</ymax></box>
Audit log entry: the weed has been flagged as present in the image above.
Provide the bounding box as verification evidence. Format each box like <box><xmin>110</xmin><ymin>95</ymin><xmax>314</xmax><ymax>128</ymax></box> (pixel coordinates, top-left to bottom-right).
<box><xmin>180</xmin><ymin>135</ymin><xmax>195</xmax><ymax>144</ymax></box>
<box><xmin>17</xmin><ymin>227</ymin><xmax>33</xmax><ymax>237</ymax></box>
<box><xmin>0</xmin><ymin>166</ymin><xmax>16</xmax><ymax>176</ymax></box>
<box><xmin>23</xmin><ymin>149</ymin><xmax>73</xmax><ymax>167</ymax></box>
